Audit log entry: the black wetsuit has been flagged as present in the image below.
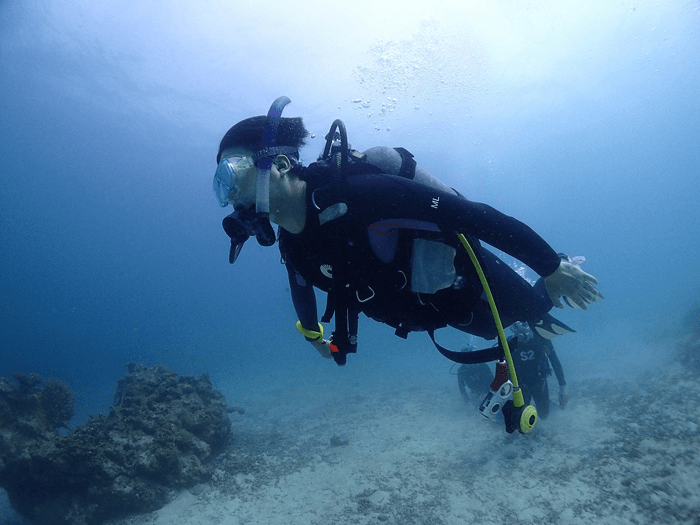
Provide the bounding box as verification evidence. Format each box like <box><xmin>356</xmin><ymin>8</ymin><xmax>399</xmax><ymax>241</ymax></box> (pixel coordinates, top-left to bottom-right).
<box><xmin>512</xmin><ymin>333</ymin><xmax>566</xmax><ymax>419</ymax></box>
<box><xmin>280</xmin><ymin>152</ymin><xmax>561</xmax><ymax>346</ymax></box>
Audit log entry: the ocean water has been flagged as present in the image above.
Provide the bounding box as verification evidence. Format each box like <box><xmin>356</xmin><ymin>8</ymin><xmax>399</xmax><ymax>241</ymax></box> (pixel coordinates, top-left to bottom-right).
<box><xmin>1</xmin><ymin>1</ymin><xmax>699</xmax><ymax>523</ymax></box>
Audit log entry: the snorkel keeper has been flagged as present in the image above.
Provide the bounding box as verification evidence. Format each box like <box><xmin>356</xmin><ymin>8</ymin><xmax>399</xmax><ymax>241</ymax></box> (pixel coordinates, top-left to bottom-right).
<box><xmin>215</xmin><ymin>96</ymin><xmax>299</xmax><ymax>263</ymax></box>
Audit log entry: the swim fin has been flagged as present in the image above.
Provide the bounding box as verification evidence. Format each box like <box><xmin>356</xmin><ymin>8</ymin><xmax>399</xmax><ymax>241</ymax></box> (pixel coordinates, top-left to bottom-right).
<box><xmin>529</xmin><ymin>313</ymin><xmax>576</xmax><ymax>340</ymax></box>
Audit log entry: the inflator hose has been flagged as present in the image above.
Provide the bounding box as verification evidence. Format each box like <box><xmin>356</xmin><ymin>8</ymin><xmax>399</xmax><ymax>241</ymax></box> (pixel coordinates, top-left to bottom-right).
<box><xmin>456</xmin><ymin>234</ymin><xmax>525</xmax><ymax>409</ymax></box>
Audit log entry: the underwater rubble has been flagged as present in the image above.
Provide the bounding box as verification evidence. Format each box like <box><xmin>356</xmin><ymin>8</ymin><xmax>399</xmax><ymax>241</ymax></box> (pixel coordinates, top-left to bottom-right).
<box><xmin>0</xmin><ymin>363</ymin><xmax>233</xmax><ymax>525</ymax></box>
<box><xmin>676</xmin><ymin>300</ymin><xmax>700</xmax><ymax>374</ymax></box>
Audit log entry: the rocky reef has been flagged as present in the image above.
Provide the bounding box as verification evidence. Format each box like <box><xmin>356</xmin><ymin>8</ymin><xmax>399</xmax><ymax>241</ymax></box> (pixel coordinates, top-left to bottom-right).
<box><xmin>0</xmin><ymin>363</ymin><xmax>233</xmax><ymax>525</ymax></box>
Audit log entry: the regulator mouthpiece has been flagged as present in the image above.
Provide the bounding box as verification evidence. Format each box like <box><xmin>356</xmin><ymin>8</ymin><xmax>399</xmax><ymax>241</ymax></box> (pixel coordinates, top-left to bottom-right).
<box><xmin>222</xmin><ymin>206</ymin><xmax>277</xmax><ymax>264</ymax></box>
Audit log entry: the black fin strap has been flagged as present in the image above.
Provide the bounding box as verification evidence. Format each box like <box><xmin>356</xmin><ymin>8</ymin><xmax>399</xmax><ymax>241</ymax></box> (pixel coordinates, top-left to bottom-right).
<box><xmin>427</xmin><ymin>330</ymin><xmax>513</xmax><ymax>364</ymax></box>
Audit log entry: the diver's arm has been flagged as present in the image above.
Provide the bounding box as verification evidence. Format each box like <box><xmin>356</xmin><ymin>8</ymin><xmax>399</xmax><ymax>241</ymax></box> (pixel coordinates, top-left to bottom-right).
<box><xmin>346</xmin><ymin>174</ymin><xmax>560</xmax><ymax>277</ymax></box>
<box><xmin>287</xmin><ymin>265</ymin><xmax>318</xmax><ymax>330</ymax></box>
<box><xmin>286</xmin><ymin>264</ymin><xmax>332</xmax><ymax>358</ymax></box>
<box><xmin>345</xmin><ymin>173</ymin><xmax>600</xmax><ymax>309</ymax></box>
<box><xmin>547</xmin><ymin>344</ymin><xmax>566</xmax><ymax>386</ymax></box>
<box><xmin>547</xmin><ymin>343</ymin><xmax>570</xmax><ymax>408</ymax></box>
<box><xmin>439</xmin><ymin>195</ymin><xmax>560</xmax><ymax>277</ymax></box>
<box><xmin>440</xmin><ymin>193</ymin><xmax>602</xmax><ymax>307</ymax></box>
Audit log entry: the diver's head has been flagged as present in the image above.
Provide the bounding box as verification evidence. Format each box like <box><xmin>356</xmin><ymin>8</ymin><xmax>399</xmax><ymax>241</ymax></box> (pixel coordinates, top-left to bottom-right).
<box><xmin>214</xmin><ymin>115</ymin><xmax>309</xmax><ymax>209</ymax></box>
<box><xmin>216</xmin><ymin>115</ymin><xmax>309</xmax><ymax>165</ymax></box>
<box><xmin>214</xmin><ymin>100</ymin><xmax>309</xmax><ymax>263</ymax></box>
<box><xmin>511</xmin><ymin>321</ymin><xmax>534</xmax><ymax>344</ymax></box>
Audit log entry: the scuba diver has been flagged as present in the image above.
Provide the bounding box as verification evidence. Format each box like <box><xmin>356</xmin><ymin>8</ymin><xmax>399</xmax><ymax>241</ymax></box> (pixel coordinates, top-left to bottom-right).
<box><xmin>212</xmin><ymin>97</ymin><xmax>602</xmax><ymax>432</ymax></box>
<box><xmin>457</xmin><ymin>322</ymin><xmax>569</xmax><ymax>419</ymax></box>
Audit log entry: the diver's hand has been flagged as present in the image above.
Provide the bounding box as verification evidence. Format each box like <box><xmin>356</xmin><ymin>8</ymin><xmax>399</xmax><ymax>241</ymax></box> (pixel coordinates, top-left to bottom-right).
<box><xmin>545</xmin><ymin>261</ymin><xmax>603</xmax><ymax>309</ymax></box>
<box><xmin>309</xmin><ymin>338</ymin><xmax>333</xmax><ymax>359</ymax></box>
<box><xmin>558</xmin><ymin>385</ymin><xmax>570</xmax><ymax>408</ymax></box>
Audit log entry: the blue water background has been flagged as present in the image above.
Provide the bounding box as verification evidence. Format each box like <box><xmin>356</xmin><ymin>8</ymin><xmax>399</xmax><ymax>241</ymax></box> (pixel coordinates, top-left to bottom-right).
<box><xmin>0</xmin><ymin>4</ymin><xmax>699</xmax><ymax>519</ymax></box>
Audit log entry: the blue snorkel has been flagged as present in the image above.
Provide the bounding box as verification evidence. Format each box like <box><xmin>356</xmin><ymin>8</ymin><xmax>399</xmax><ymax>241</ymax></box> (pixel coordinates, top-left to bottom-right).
<box><xmin>220</xmin><ymin>96</ymin><xmax>294</xmax><ymax>263</ymax></box>
<box><xmin>251</xmin><ymin>96</ymin><xmax>292</xmax><ymax>247</ymax></box>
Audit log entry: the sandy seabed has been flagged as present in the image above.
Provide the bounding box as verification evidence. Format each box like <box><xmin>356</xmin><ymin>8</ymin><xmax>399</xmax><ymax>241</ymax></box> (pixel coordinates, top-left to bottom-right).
<box><xmin>94</xmin><ymin>359</ymin><xmax>700</xmax><ymax>525</ymax></box>
<box><xmin>2</xmin><ymin>359</ymin><xmax>696</xmax><ymax>525</ymax></box>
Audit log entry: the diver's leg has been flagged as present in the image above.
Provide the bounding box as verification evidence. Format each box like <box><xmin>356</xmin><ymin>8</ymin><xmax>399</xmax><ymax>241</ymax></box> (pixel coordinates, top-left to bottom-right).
<box><xmin>466</xmin><ymin>363</ymin><xmax>492</xmax><ymax>397</ymax></box>
<box><xmin>457</xmin><ymin>363</ymin><xmax>492</xmax><ymax>403</ymax></box>
<box><xmin>519</xmin><ymin>382</ymin><xmax>534</xmax><ymax>407</ymax></box>
<box><xmin>532</xmin><ymin>380</ymin><xmax>551</xmax><ymax>420</ymax></box>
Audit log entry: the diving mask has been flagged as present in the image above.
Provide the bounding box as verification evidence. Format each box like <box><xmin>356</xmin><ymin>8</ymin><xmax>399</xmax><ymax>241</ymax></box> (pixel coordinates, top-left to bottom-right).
<box><xmin>213</xmin><ymin>156</ymin><xmax>255</xmax><ymax>208</ymax></box>
<box><xmin>512</xmin><ymin>321</ymin><xmax>534</xmax><ymax>344</ymax></box>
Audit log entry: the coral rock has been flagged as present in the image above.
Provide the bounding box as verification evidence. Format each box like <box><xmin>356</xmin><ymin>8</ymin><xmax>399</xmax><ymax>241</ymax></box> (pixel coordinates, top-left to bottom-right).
<box><xmin>0</xmin><ymin>363</ymin><xmax>233</xmax><ymax>525</ymax></box>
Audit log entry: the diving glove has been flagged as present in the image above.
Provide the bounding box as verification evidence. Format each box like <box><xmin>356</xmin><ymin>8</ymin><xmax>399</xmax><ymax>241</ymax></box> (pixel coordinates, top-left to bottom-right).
<box><xmin>544</xmin><ymin>258</ymin><xmax>603</xmax><ymax>310</ymax></box>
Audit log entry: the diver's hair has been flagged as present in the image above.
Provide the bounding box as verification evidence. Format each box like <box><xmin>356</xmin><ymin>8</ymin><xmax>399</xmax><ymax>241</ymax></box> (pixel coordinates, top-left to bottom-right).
<box><xmin>217</xmin><ymin>116</ymin><xmax>309</xmax><ymax>163</ymax></box>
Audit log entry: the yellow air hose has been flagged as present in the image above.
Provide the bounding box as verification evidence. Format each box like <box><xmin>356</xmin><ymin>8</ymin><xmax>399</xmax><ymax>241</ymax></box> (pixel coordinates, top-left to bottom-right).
<box><xmin>456</xmin><ymin>233</ymin><xmax>537</xmax><ymax>432</ymax></box>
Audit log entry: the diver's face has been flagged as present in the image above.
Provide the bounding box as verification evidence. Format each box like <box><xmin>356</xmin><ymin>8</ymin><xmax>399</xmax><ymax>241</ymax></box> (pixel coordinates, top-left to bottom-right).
<box><xmin>218</xmin><ymin>146</ymin><xmax>258</xmax><ymax>208</ymax></box>
<box><xmin>513</xmin><ymin>323</ymin><xmax>533</xmax><ymax>343</ymax></box>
